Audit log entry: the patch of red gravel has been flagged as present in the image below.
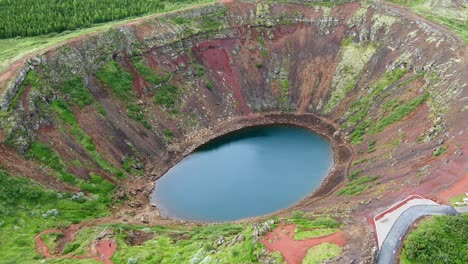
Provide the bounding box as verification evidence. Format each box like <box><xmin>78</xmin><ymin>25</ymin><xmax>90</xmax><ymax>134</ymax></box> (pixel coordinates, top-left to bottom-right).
<box><xmin>94</xmin><ymin>238</ymin><xmax>117</xmax><ymax>264</ymax></box>
<box><xmin>260</xmin><ymin>224</ymin><xmax>346</xmax><ymax>264</ymax></box>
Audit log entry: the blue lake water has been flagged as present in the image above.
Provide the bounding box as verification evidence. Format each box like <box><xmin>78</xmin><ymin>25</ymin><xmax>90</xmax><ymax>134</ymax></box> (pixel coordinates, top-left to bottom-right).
<box><xmin>150</xmin><ymin>126</ymin><xmax>333</xmax><ymax>222</ymax></box>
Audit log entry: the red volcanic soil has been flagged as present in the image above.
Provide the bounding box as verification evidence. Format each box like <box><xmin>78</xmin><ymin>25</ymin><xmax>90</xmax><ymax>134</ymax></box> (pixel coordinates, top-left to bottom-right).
<box><xmin>35</xmin><ymin>226</ymin><xmax>117</xmax><ymax>264</ymax></box>
<box><xmin>95</xmin><ymin>238</ymin><xmax>117</xmax><ymax>264</ymax></box>
<box><xmin>192</xmin><ymin>39</ymin><xmax>251</xmax><ymax>115</ymax></box>
<box><xmin>260</xmin><ymin>224</ymin><xmax>346</xmax><ymax>264</ymax></box>
<box><xmin>437</xmin><ymin>172</ymin><xmax>468</xmax><ymax>203</ymax></box>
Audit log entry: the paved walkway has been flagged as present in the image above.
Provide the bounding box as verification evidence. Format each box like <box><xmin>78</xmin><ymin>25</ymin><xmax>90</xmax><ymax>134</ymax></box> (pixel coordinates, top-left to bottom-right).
<box><xmin>374</xmin><ymin>196</ymin><xmax>438</xmax><ymax>248</ymax></box>
<box><xmin>454</xmin><ymin>206</ymin><xmax>468</xmax><ymax>213</ymax></box>
<box><xmin>376</xmin><ymin>205</ymin><xmax>458</xmax><ymax>264</ymax></box>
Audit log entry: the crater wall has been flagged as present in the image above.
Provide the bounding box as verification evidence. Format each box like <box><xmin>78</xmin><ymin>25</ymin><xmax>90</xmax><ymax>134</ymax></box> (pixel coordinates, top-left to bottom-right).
<box><xmin>0</xmin><ymin>1</ymin><xmax>466</xmax><ymax>222</ymax></box>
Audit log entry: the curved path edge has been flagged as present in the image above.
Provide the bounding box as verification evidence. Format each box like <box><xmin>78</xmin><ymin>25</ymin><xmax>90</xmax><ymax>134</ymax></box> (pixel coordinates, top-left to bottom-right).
<box><xmin>376</xmin><ymin>205</ymin><xmax>458</xmax><ymax>264</ymax></box>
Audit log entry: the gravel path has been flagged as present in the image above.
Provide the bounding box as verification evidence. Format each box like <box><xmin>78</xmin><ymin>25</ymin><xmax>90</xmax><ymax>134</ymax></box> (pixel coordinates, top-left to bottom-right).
<box><xmin>377</xmin><ymin>205</ymin><xmax>458</xmax><ymax>264</ymax></box>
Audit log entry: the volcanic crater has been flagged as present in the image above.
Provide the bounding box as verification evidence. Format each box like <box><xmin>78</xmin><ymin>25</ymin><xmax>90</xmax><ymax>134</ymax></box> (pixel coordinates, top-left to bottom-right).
<box><xmin>0</xmin><ymin>1</ymin><xmax>466</xmax><ymax>262</ymax></box>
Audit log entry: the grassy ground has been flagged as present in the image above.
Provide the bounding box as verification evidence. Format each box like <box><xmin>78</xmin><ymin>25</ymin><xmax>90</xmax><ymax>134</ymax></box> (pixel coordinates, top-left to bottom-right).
<box><xmin>0</xmin><ymin>169</ymin><xmax>109</xmax><ymax>263</ymax></box>
<box><xmin>0</xmin><ymin>0</ymin><xmax>215</xmax><ymax>73</ymax></box>
<box><xmin>290</xmin><ymin>217</ymin><xmax>341</xmax><ymax>240</ymax></box>
<box><xmin>32</xmin><ymin>215</ymin><xmax>341</xmax><ymax>264</ymax></box>
<box><xmin>449</xmin><ymin>194</ymin><xmax>467</xmax><ymax>206</ymax></box>
<box><xmin>302</xmin><ymin>242</ymin><xmax>342</xmax><ymax>264</ymax></box>
<box><xmin>386</xmin><ymin>0</ymin><xmax>467</xmax><ymax>44</ymax></box>
<box><xmin>337</xmin><ymin>175</ymin><xmax>379</xmax><ymax>196</ymax></box>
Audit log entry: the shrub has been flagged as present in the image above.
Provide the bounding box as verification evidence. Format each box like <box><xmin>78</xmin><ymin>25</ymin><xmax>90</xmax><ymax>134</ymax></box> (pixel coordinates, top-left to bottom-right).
<box><xmin>403</xmin><ymin>214</ymin><xmax>468</xmax><ymax>263</ymax></box>
<box><xmin>205</xmin><ymin>81</ymin><xmax>214</xmax><ymax>90</ymax></box>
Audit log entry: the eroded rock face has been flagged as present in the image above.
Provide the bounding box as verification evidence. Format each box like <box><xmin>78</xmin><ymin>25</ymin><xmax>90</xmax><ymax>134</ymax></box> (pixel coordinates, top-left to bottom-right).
<box><xmin>0</xmin><ymin>1</ymin><xmax>466</xmax><ymax>240</ymax></box>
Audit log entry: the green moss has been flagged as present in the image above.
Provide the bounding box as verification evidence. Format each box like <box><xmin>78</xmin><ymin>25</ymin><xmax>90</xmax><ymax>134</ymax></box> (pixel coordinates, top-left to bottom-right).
<box><xmin>291</xmin><ymin>217</ymin><xmax>340</xmax><ymax>241</ymax></box>
<box><xmin>79</xmin><ymin>174</ymin><xmax>115</xmax><ymax>204</ymax></box>
<box><xmin>163</xmin><ymin>128</ymin><xmax>174</xmax><ymax>141</ymax></box>
<box><xmin>96</xmin><ymin>60</ymin><xmax>133</xmax><ymax>100</ymax></box>
<box><xmin>433</xmin><ymin>146</ymin><xmax>447</xmax><ymax>157</ymax></box>
<box><xmin>50</xmin><ymin>100</ymin><xmax>78</xmax><ymax>125</ymax></box>
<box><xmin>26</xmin><ymin>141</ymin><xmax>67</xmax><ymax>172</ymax></box>
<box><xmin>281</xmin><ymin>79</ymin><xmax>290</xmax><ymax>93</ymax></box>
<box><xmin>348</xmin><ymin>169</ymin><xmax>362</xmax><ymax>180</ymax></box>
<box><xmin>59</xmin><ymin>77</ymin><xmax>94</xmax><ymax>108</ymax></box>
<box><xmin>111</xmin><ymin>222</ymin><xmax>262</xmax><ymax>264</ymax></box>
<box><xmin>368</xmin><ymin>139</ymin><xmax>376</xmax><ymax>153</ymax></box>
<box><xmin>371</xmin><ymin>93</ymin><xmax>429</xmax><ymax>134</ymax></box>
<box><xmin>132</xmin><ymin>57</ymin><xmax>169</xmax><ymax>86</ymax></box>
<box><xmin>96</xmin><ymin>60</ymin><xmax>151</xmax><ymax>127</ymax></box>
<box><xmin>122</xmin><ymin>156</ymin><xmax>143</xmax><ymax>176</ymax></box>
<box><xmin>8</xmin><ymin>70</ymin><xmax>39</xmax><ymax>112</ymax></box>
<box><xmin>351</xmin><ymin>158</ymin><xmax>368</xmax><ymax>166</ymax></box>
<box><xmin>337</xmin><ymin>176</ymin><xmax>379</xmax><ymax>196</ymax></box>
<box><xmin>325</xmin><ymin>41</ymin><xmax>376</xmax><ymax>113</ymax></box>
<box><xmin>302</xmin><ymin>242</ymin><xmax>342</xmax><ymax>264</ymax></box>
<box><xmin>154</xmin><ymin>84</ymin><xmax>179</xmax><ymax>109</ymax></box>
<box><xmin>195</xmin><ymin>64</ymin><xmax>205</xmax><ymax>77</ymax></box>
<box><xmin>257</xmin><ymin>36</ymin><xmax>266</xmax><ymax>46</ymax></box>
<box><xmin>205</xmin><ymin>81</ymin><xmax>214</xmax><ymax>90</ymax></box>
<box><xmin>50</xmin><ymin>100</ymin><xmax>126</xmax><ymax>178</ymax></box>
<box><xmin>346</xmin><ymin>68</ymin><xmax>408</xmax><ymax>144</ymax></box>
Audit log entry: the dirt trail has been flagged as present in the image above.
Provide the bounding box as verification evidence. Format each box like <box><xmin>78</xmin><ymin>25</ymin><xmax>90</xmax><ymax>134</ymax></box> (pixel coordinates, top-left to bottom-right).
<box><xmin>34</xmin><ymin>219</ymin><xmax>120</xmax><ymax>264</ymax></box>
<box><xmin>260</xmin><ymin>224</ymin><xmax>346</xmax><ymax>264</ymax></box>
<box><xmin>35</xmin><ymin>229</ymin><xmax>62</xmax><ymax>258</ymax></box>
<box><xmin>95</xmin><ymin>239</ymin><xmax>117</xmax><ymax>264</ymax></box>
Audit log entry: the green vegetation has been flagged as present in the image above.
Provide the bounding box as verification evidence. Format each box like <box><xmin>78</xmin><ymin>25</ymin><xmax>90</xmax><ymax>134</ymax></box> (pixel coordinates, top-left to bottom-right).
<box><xmin>290</xmin><ymin>217</ymin><xmax>340</xmax><ymax>240</ymax></box>
<box><xmin>205</xmin><ymin>81</ymin><xmax>214</xmax><ymax>90</ymax></box>
<box><xmin>368</xmin><ymin>139</ymin><xmax>377</xmax><ymax>153</ymax></box>
<box><xmin>256</xmin><ymin>63</ymin><xmax>263</xmax><ymax>68</ymax></box>
<box><xmin>79</xmin><ymin>174</ymin><xmax>115</xmax><ymax>204</ymax></box>
<box><xmin>132</xmin><ymin>57</ymin><xmax>170</xmax><ymax>86</ymax></box>
<box><xmin>0</xmin><ymin>0</ymin><xmax>216</xmax><ymax>39</ymax></box>
<box><xmin>433</xmin><ymin>146</ymin><xmax>447</xmax><ymax>157</ymax></box>
<box><xmin>26</xmin><ymin>141</ymin><xmax>67</xmax><ymax>172</ymax></box>
<box><xmin>401</xmin><ymin>214</ymin><xmax>468</xmax><ymax>264</ymax></box>
<box><xmin>169</xmin><ymin>7</ymin><xmax>227</xmax><ymax>33</ymax></box>
<box><xmin>50</xmin><ymin>100</ymin><xmax>126</xmax><ymax>179</ymax></box>
<box><xmin>195</xmin><ymin>64</ymin><xmax>205</xmax><ymax>77</ymax></box>
<box><xmin>59</xmin><ymin>77</ymin><xmax>94</xmax><ymax>108</ymax></box>
<box><xmin>346</xmin><ymin>68</ymin><xmax>408</xmax><ymax>144</ymax></box>
<box><xmin>0</xmin><ymin>169</ymin><xmax>109</xmax><ymax>263</ymax></box>
<box><xmin>154</xmin><ymin>84</ymin><xmax>179</xmax><ymax>111</ymax></box>
<box><xmin>325</xmin><ymin>41</ymin><xmax>376</xmax><ymax>113</ymax></box>
<box><xmin>96</xmin><ymin>60</ymin><xmax>134</xmax><ymax>99</ymax></box>
<box><xmin>0</xmin><ymin>1</ymin><xmax>215</xmax><ymax>72</ymax></box>
<box><xmin>351</xmin><ymin>158</ymin><xmax>368</xmax><ymax>166</ymax></box>
<box><xmin>386</xmin><ymin>1</ymin><xmax>467</xmax><ymax>43</ymax></box>
<box><xmin>348</xmin><ymin>169</ymin><xmax>362</xmax><ymax>180</ymax></box>
<box><xmin>111</xmin><ymin>223</ymin><xmax>263</xmax><ymax>263</ymax></box>
<box><xmin>96</xmin><ymin>60</ymin><xmax>151</xmax><ymax>128</ymax></box>
<box><xmin>371</xmin><ymin>93</ymin><xmax>429</xmax><ymax>134</ymax></box>
<box><xmin>341</xmin><ymin>36</ymin><xmax>354</xmax><ymax>47</ymax></box>
<box><xmin>337</xmin><ymin>176</ymin><xmax>379</xmax><ymax>196</ymax></box>
<box><xmin>302</xmin><ymin>243</ymin><xmax>342</xmax><ymax>264</ymax></box>
<box><xmin>282</xmin><ymin>79</ymin><xmax>290</xmax><ymax>93</ymax></box>
<box><xmin>7</xmin><ymin>70</ymin><xmax>39</xmax><ymax>112</ymax></box>
<box><xmin>163</xmin><ymin>128</ymin><xmax>174</xmax><ymax>141</ymax></box>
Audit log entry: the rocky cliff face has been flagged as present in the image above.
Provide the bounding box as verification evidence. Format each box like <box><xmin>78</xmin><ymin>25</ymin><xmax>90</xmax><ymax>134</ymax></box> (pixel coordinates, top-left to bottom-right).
<box><xmin>0</xmin><ymin>1</ymin><xmax>465</xmax><ymax>222</ymax></box>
